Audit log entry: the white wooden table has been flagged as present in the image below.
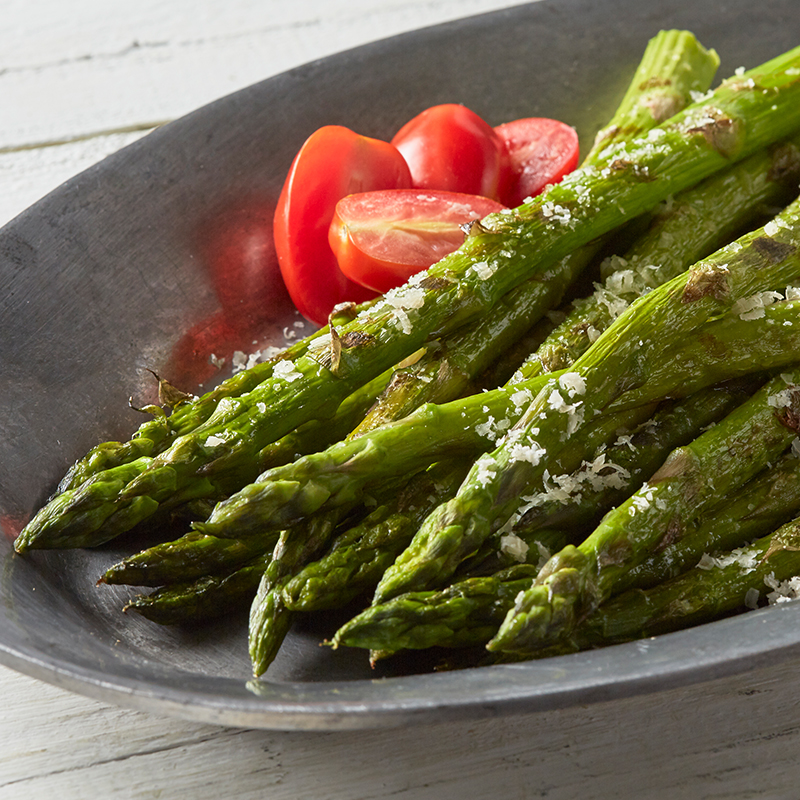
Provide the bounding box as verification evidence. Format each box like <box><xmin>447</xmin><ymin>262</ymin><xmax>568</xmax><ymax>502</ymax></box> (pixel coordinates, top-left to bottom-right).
<box><xmin>4</xmin><ymin>2</ymin><xmax>800</xmax><ymax>797</ymax></box>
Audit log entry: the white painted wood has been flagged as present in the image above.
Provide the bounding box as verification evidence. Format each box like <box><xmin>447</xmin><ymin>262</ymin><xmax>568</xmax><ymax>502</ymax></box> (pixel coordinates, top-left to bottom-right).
<box><xmin>5</xmin><ymin>656</ymin><xmax>800</xmax><ymax>799</ymax></box>
<box><xmin>0</xmin><ymin>0</ymin><xmax>532</xmax><ymax>147</ymax></box>
<box><xmin>0</xmin><ymin>130</ymin><xmax>152</xmax><ymax>227</ymax></box>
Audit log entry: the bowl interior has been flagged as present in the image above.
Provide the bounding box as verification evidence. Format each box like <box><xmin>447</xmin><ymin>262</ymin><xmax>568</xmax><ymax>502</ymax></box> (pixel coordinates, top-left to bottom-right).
<box><xmin>2</xmin><ymin>0</ymin><xmax>800</xmax><ymax>729</ymax></box>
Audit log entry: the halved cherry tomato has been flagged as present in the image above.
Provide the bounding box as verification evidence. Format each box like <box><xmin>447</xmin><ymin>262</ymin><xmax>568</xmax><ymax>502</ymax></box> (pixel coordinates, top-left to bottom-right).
<box><xmin>329</xmin><ymin>189</ymin><xmax>506</xmax><ymax>294</ymax></box>
<box><xmin>494</xmin><ymin>117</ymin><xmax>579</xmax><ymax>207</ymax></box>
<box><xmin>273</xmin><ymin>125</ymin><xmax>412</xmax><ymax>325</ymax></box>
<box><xmin>391</xmin><ymin>104</ymin><xmax>508</xmax><ymax>200</ymax></box>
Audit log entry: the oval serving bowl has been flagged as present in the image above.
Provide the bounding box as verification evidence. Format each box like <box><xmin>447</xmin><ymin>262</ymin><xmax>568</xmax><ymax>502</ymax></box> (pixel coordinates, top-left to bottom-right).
<box><xmin>2</xmin><ymin>0</ymin><xmax>800</xmax><ymax>730</ymax></box>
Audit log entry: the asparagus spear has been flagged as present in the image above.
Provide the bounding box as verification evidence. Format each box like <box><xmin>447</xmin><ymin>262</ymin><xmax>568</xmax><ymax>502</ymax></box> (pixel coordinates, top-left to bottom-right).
<box><xmin>332</xmin><ymin>450</ymin><xmax>800</xmax><ymax>657</ymax></box>
<box><xmin>372</xmin><ymin>195</ymin><xmax>800</xmax><ymax>606</ymax></box>
<box><xmin>570</xmin><ymin>516</ymin><xmax>800</xmax><ymax>647</ymax></box>
<box><xmin>517</xmin><ymin>137</ymin><xmax>800</xmax><ymax>379</ymax></box>
<box><xmin>280</xmin><ymin>460</ymin><xmax>470</xmax><ymax>612</ymax></box>
<box><xmin>628</xmin><ymin>448</ymin><xmax>800</xmax><ymax>589</ymax></box>
<box><xmin>332</xmin><ymin>564</ymin><xmax>540</xmax><ymax>653</ymax></box>
<box><xmin>349</xmin><ymin>29</ymin><xmax>720</xmax><ymax>435</ymax></box>
<box><xmin>248</xmin><ymin>505</ymin><xmax>355</xmax><ymax>676</ymax></box>
<box><xmin>583</xmin><ymin>30</ymin><xmax>719</xmax><ymax>161</ymax></box>
<box><xmin>504</xmin><ymin>378</ymin><xmax>759</xmax><ymax>539</ymax></box>
<box><xmin>56</xmin><ymin>319</ymin><xmax>342</xmax><ymax>494</ymax></box>
<box><xmin>18</xmin><ymin>44</ymin><xmax>800</xmax><ymax>552</ymax></box>
<box><xmin>488</xmin><ymin>368</ymin><xmax>800</xmax><ymax>655</ymax></box>
<box><xmin>101</xmin><ymin>530</ymin><xmax>274</xmax><ymax>587</ymax></box>
<box><xmin>451</xmin><ymin>380</ymin><xmax>756</xmax><ymax>579</ymax></box>
<box><xmin>189</xmin><ymin>389</ymin><xmax>650</xmax><ymax>542</ymax></box>
<box><xmin>123</xmin><ymin>552</ymin><xmax>271</xmax><ymax>625</ymax></box>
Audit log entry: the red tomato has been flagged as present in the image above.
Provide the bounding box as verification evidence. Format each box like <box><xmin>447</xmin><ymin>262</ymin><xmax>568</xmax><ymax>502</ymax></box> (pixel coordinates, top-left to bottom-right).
<box><xmin>273</xmin><ymin>125</ymin><xmax>412</xmax><ymax>325</ymax></box>
<box><xmin>494</xmin><ymin>118</ymin><xmax>579</xmax><ymax>207</ymax></box>
<box><xmin>329</xmin><ymin>189</ymin><xmax>506</xmax><ymax>294</ymax></box>
<box><xmin>390</xmin><ymin>104</ymin><xmax>508</xmax><ymax>200</ymax></box>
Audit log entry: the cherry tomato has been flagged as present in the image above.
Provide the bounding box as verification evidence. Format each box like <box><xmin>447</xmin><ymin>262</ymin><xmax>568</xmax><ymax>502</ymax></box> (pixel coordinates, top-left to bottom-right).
<box><xmin>273</xmin><ymin>125</ymin><xmax>412</xmax><ymax>325</ymax></box>
<box><xmin>494</xmin><ymin>117</ymin><xmax>579</xmax><ymax>207</ymax></box>
<box><xmin>329</xmin><ymin>189</ymin><xmax>506</xmax><ymax>294</ymax></box>
<box><xmin>390</xmin><ymin>104</ymin><xmax>508</xmax><ymax>199</ymax></box>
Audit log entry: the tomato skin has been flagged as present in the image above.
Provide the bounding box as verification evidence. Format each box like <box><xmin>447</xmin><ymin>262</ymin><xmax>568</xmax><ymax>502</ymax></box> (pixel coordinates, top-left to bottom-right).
<box><xmin>494</xmin><ymin>117</ymin><xmax>579</xmax><ymax>207</ymax></box>
<box><xmin>329</xmin><ymin>189</ymin><xmax>506</xmax><ymax>294</ymax></box>
<box><xmin>273</xmin><ymin>125</ymin><xmax>412</xmax><ymax>325</ymax></box>
<box><xmin>390</xmin><ymin>104</ymin><xmax>508</xmax><ymax>200</ymax></box>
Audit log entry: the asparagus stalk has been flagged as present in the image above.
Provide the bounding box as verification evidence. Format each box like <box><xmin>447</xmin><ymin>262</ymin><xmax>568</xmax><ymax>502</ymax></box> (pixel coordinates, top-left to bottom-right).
<box><xmin>451</xmin><ymin>380</ymin><xmax>756</xmax><ymax>578</ymax></box>
<box><xmin>123</xmin><ymin>552</ymin><xmax>271</xmax><ymax>625</ymax></box>
<box><xmin>488</xmin><ymin>368</ymin><xmax>800</xmax><ymax>655</ymax></box>
<box><xmin>505</xmin><ymin>378</ymin><xmax>759</xmax><ymax>539</ymax></box>
<box><xmin>332</xmin><ymin>564</ymin><xmax>540</xmax><ymax>653</ymax></box>
<box><xmin>570</xmin><ymin>516</ymin><xmax>800</xmax><ymax>647</ymax></box>
<box><xmin>248</xmin><ymin>503</ymin><xmax>358</xmax><ymax>676</ymax></box>
<box><xmin>101</xmin><ymin>530</ymin><xmax>274</xmax><ymax>587</ymax></box>
<box><xmin>332</xmin><ymin>450</ymin><xmax>800</xmax><ymax>657</ymax></box>
<box><xmin>280</xmin><ymin>460</ymin><xmax>470</xmax><ymax>612</ymax></box>
<box><xmin>628</xmin><ymin>448</ymin><xmax>800</xmax><ymax>589</ymax></box>
<box><xmin>18</xmin><ymin>44</ymin><xmax>800</xmax><ymax>551</ymax></box>
<box><xmin>186</xmin><ymin>390</ymin><xmax>649</xmax><ymax>542</ymax></box>
<box><xmin>583</xmin><ymin>30</ymin><xmax>719</xmax><ymax>161</ymax></box>
<box><xmin>517</xmin><ymin>137</ymin><xmax>800</xmax><ymax>379</ymax></box>
<box><xmin>372</xmin><ymin>195</ymin><xmax>800</xmax><ymax>606</ymax></box>
<box><xmin>56</xmin><ymin>320</ymin><xmax>343</xmax><ymax>494</ymax></box>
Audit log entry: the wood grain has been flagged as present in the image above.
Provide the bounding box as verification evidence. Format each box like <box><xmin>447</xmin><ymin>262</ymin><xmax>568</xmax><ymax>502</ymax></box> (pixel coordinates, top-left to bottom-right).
<box><xmin>3</xmin><ymin>657</ymin><xmax>800</xmax><ymax>798</ymax></box>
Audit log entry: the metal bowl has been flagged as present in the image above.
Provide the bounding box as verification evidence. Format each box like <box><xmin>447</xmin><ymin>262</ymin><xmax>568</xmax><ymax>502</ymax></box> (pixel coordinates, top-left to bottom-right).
<box><xmin>2</xmin><ymin>0</ymin><xmax>800</xmax><ymax>731</ymax></box>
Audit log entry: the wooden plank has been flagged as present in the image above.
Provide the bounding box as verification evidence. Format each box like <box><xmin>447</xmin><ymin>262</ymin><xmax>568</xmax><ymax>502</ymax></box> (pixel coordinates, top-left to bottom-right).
<box><xmin>0</xmin><ymin>130</ymin><xmax>152</xmax><ymax>227</ymax></box>
<box><xmin>3</xmin><ymin>657</ymin><xmax>800</xmax><ymax>798</ymax></box>
<box><xmin>0</xmin><ymin>0</ymin><xmax>531</xmax><ymax>147</ymax></box>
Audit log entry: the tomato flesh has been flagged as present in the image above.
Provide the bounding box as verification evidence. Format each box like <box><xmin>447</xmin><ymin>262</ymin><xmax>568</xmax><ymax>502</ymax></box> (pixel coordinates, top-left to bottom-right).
<box><xmin>494</xmin><ymin>117</ymin><xmax>579</xmax><ymax>207</ymax></box>
<box><xmin>391</xmin><ymin>104</ymin><xmax>508</xmax><ymax>200</ymax></box>
<box><xmin>329</xmin><ymin>189</ymin><xmax>506</xmax><ymax>294</ymax></box>
<box><xmin>273</xmin><ymin>125</ymin><xmax>412</xmax><ymax>325</ymax></box>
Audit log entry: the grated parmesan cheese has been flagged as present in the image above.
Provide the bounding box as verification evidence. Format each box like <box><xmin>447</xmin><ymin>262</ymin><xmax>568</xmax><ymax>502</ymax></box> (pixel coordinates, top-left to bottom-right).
<box><xmin>697</xmin><ymin>547</ymin><xmax>759</xmax><ymax>574</ymax></box>
<box><xmin>499</xmin><ymin>533</ymin><xmax>530</xmax><ymax>563</ymax></box>
<box><xmin>765</xmin><ymin>571</ymin><xmax>800</xmax><ymax>604</ymax></box>
<box><xmin>470</xmin><ymin>260</ymin><xmax>498</xmax><ymax>280</ymax></box>
<box><xmin>273</xmin><ymin>360</ymin><xmax>303</xmax><ymax>382</ymax></box>
<box><xmin>732</xmin><ymin>291</ymin><xmax>784</xmax><ymax>321</ymax></box>
<box><xmin>474</xmin><ymin>455</ymin><xmax>498</xmax><ymax>487</ymax></box>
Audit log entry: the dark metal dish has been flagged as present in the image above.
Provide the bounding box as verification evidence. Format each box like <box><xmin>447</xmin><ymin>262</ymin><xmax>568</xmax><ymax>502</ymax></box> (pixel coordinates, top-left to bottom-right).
<box><xmin>2</xmin><ymin>0</ymin><xmax>800</xmax><ymax>731</ymax></box>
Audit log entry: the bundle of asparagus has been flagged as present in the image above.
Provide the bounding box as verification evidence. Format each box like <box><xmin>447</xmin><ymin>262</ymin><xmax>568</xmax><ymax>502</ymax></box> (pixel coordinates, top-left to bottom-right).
<box><xmin>16</xmin><ymin>31</ymin><xmax>800</xmax><ymax>679</ymax></box>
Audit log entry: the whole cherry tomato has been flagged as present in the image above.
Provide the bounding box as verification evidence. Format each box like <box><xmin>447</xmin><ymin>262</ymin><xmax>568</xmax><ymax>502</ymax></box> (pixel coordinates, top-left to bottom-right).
<box><xmin>494</xmin><ymin>117</ymin><xmax>579</xmax><ymax>207</ymax></box>
<box><xmin>273</xmin><ymin>125</ymin><xmax>412</xmax><ymax>325</ymax></box>
<box><xmin>390</xmin><ymin>104</ymin><xmax>509</xmax><ymax>200</ymax></box>
<box><xmin>329</xmin><ymin>189</ymin><xmax>506</xmax><ymax>294</ymax></box>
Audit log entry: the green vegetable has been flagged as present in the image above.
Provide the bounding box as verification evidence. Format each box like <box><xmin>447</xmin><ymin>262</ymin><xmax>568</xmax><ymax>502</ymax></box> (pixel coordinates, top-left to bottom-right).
<box><xmin>124</xmin><ymin>553</ymin><xmax>270</xmax><ymax>625</ymax></box>
<box><xmin>281</xmin><ymin>461</ymin><xmax>470</xmax><ymax>612</ymax></box>
<box><xmin>488</xmin><ymin>368</ymin><xmax>800</xmax><ymax>655</ymax></box>
<box><xmin>332</xmin><ymin>564</ymin><xmax>540</xmax><ymax>653</ymax></box>
<box><xmin>373</xmin><ymin>195</ymin><xmax>800</xmax><ymax>606</ymax></box>
<box><xmin>571</xmin><ymin>516</ymin><xmax>800</xmax><ymax>646</ymax></box>
<box><xmin>18</xmin><ymin>43</ymin><xmax>800</xmax><ymax>551</ymax></box>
